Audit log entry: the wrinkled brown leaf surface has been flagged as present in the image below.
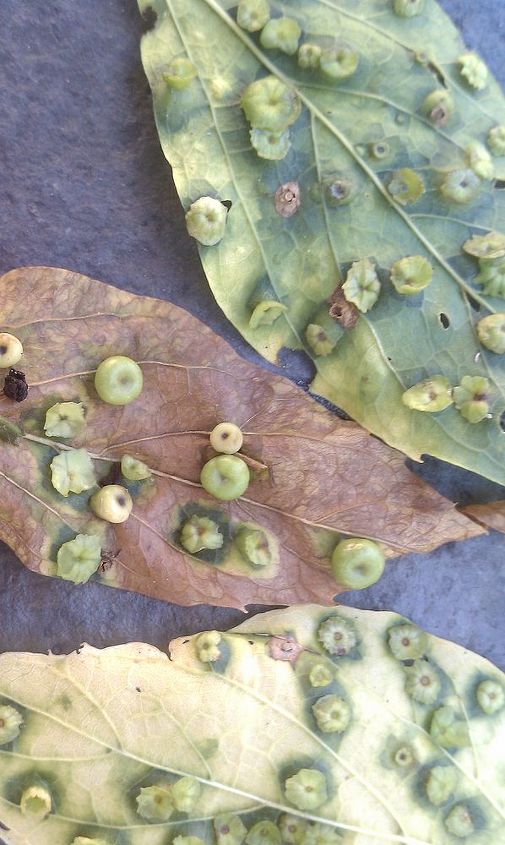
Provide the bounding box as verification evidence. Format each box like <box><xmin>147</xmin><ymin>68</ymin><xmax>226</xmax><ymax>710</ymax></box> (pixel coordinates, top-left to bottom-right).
<box><xmin>0</xmin><ymin>267</ymin><xmax>482</xmax><ymax>609</ymax></box>
<box><xmin>462</xmin><ymin>501</ymin><xmax>505</xmax><ymax>534</ymax></box>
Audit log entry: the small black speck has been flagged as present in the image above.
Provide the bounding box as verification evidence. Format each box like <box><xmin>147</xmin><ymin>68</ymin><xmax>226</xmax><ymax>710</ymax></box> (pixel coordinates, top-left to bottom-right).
<box><xmin>136</xmin><ymin>687</ymin><xmax>141</xmax><ymax>693</ymax></box>
<box><xmin>140</xmin><ymin>5</ymin><xmax>157</xmax><ymax>32</ymax></box>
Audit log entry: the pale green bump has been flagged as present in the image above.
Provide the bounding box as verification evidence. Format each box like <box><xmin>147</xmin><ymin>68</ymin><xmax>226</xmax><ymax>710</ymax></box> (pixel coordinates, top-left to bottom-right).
<box><xmin>466</xmin><ymin>141</ymin><xmax>495</xmax><ymax>180</ymax></box>
<box><xmin>401</xmin><ymin>377</ymin><xmax>453</xmax><ymax>413</ymax></box>
<box><xmin>463</xmin><ymin>231</ymin><xmax>505</xmax><ymax>259</ymax></box>
<box><xmin>393</xmin><ymin>0</ymin><xmax>425</xmax><ymax>17</ymax></box>
<box><xmin>477</xmin><ymin>314</ymin><xmax>505</xmax><ymax>354</ymax></box>
<box><xmin>320</xmin><ymin>44</ymin><xmax>359</xmax><ymax>80</ymax></box>
<box><xmin>304</xmin><ymin>822</ymin><xmax>342</xmax><ymax>845</ymax></box>
<box><xmin>453</xmin><ymin>376</ymin><xmax>490</xmax><ymax>424</ymax></box>
<box><xmin>50</xmin><ymin>447</ymin><xmax>96</xmax><ymax>496</ymax></box>
<box><xmin>318</xmin><ymin>615</ymin><xmax>358</xmax><ymax>657</ymax></box>
<box><xmin>260</xmin><ymin>17</ymin><xmax>301</xmax><ymax>55</ymax></box>
<box><xmin>392</xmin><ymin>744</ymin><xmax>416</xmax><ymax>768</ymax></box>
<box><xmin>488</xmin><ymin>125</ymin><xmax>505</xmax><ymax>156</ymax></box>
<box><xmin>249</xmin><ymin>300</ymin><xmax>287</xmax><ymax>329</ymax></box>
<box><xmin>162</xmin><ymin>57</ymin><xmax>197</xmax><ymax>90</ymax></box>
<box><xmin>196</xmin><ymin>631</ymin><xmax>222</xmax><ymax>663</ymax></box>
<box><xmin>245</xmin><ymin>820</ymin><xmax>281</xmax><ymax>845</ymax></box>
<box><xmin>440</xmin><ymin>169</ymin><xmax>481</xmax><ymax>204</ymax></box>
<box><xmin>172</xmin><ymin>775</ymin><xmax>201</xmax><ymax>812</ymax></box>
<box><xmin>430</xmin><ymin>706</ymin><xmax>470</xmax><ymax>748</ymax></box>
<box><xmin>180</xmin><ymin>516</ymin><xmax>224</xmax><ymax>554</ymax></box>
<box><xmin>136</xmin><ymin>785</ymin><xmax>173</xmax><ymax>821</ymax></box>
<box><xmin>342</xmin><ymin>258</ymin><xmax>380</xmax><ymax>313</ymax></box>
<box><xmin>241</xmin><ymin>76</ymin><xmax>301</xmax><ymax>133</ymax></box>
<box><xmin>250</xmin><ymin>128</ymin><xmax>290</xmax><ymax>161</ymax></box>
<box><xmin>421</xmin><ymin>89</ymin><xmax>454</xmax><ymax>126</ymax></box>
<box><xmin>404</xmin><ymin>660</ymin><xmax>441</xmax><ymax>704</ymax></box>
<box><xmin>387</xmin><ymin>168</ymin><xmax>425</xmax><ymax>206</ymax></box>
<box><xmin>444</xmin><ymin>804</ymin><xmax>475</xmax><ymax>838</ymax></box>
<box><xmin>309</xmin><ymin>663</ymin><xmax>333</xmax><ymax>688</ymax></box>
<box><xmin>214</xmin><ymin>813</ymin><xmax>248</xmax><ymax>845</ymax></box>
<box><xmin>388</xmin><ymin>623</ymin><xmax>428</xmax><ymax>660</ymax></box>
<box><xmin>369</xmin><ymin>141</ymin><xmax>391</xmax><ymax>160</ymax></box>
<box><xmin>185</xmin><ymin>197</ymin><xmax>228</xmax><ymax>246</ymax></box>
<box><xmin>476</xmin><ymin>679</ymin><xmax>505</xmax><ymax>714</ymax></box>
<box><xmin>476</xmin><ymin>257</ymin><xmax>505</xmax><ymax>297</ymax></box>
<box><xmin>237</xmin><ymin>0</ymin><xmax>270</xmax><ymax>32</ymax></box>
<box><xmin>312</xmin><ymin>694</ymin><xmax>351</xmax><ymax>733</ymax></box>
<box><xmin>425</xmin><ymin>765</ymin><xmax>458</xmax><ymax>806</ymax></box>
<box><xmin>20</xmin><ymin>780</ymin><xmax>52</xmax><ymax>820</ymax></box>
<box><xmin>44</xmin><ymin>402</ymin><xmax>85</xmax><ymax>439</ymax></box>
<box><xmin>56</xmin><ymin>534</ymin><xmax>102</xmax><ymax>585</ymax></box>
<box><xmin>121</xmin><ymin>454</ymin><xmax>151</xmax><ymax>481</ymax></box>
<box><xmin>235</xmin><ymin>527</ymin><xmax>272</xmax><ymax>567</ymax></box>
<box><xmin>459</xmin><ymin>52</ymin><xmax>488</xmax><ymax>90</ymax></box>
<box><xmin>284</xmin><ymin>768</ymin><xmax>328</xmax><ymax>811</ymax></box>
<box><xmin>298</xmin><ymin>43</ymin><xmax>322</xmax><ymax>70</ymax></box>
<box><xmin>390</xmin><ymin>256</ymin><xmax>433</xmax><ymax>295</ymax></box>
<box><xmin>278</xmin><ymin>814</ymin><xmax>307</xmax><ymax>844</ymax></box>
<box><xmin>305</xmin><ymin>324</ymin><xmax>336</xmax><ymax>356</ymax></box>
<box><xmin>0</xmin><ymin>704</ymin><xmax>23</xmax><ymax>745</ymax></box>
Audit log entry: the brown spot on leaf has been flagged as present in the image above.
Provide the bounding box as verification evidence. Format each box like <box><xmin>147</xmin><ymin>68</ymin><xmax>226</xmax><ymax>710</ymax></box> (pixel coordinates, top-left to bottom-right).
<box><xmin>328</xmin><ymin>287</ymin><xmax>359</xmax><ymax>328</ymax></box>
<box><xmin>268</xmin><ymin>635</ymin><xmax>304</xmax><ymax>662</ymax></box>
<box><xmin>274</xmin><ymin>181</ymin><xmax>301</xmax><ymax>218</ymax></box>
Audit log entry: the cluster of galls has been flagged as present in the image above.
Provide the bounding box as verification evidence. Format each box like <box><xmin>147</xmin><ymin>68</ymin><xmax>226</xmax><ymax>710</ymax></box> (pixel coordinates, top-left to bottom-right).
<box><xmin>402</xmin><ymin>374</ymin><xmax>493</xmax><ymax>424</ymax></box>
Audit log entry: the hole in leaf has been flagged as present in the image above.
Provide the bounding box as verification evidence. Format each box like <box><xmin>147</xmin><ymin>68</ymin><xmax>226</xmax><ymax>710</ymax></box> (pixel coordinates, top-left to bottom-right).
<box><xmin>182</xmin><ymin>639</ymin><xmax>190</xmax><ymax>644</ymax></box>
<box><xmin>136</xmin><ymin>687</ymin><xmax>141</xmax><ymax>693</ymax></box>
<box><xmin>140</xmin><ymin>5</ymin><xmax>157</xmax><ymax>32</ymax></box>
<box><xmin>248</xmin><ymin>640</ymin><xmax>254</xmax><ymax>645</ymax></box>
<box><xmin>221</xmin><ymin>199</ymin><xmax>233</xmax><ymax>211</ymax></box>
<box><xmin>500</xmin><ymin>411</ymin><xmax>505</xmax><ymax>432</ymax></box>
<box><xmin>427</xmin><ymin>61</ymin><xmax>447</xmax><ymax>87</ymax></box>
<box><xmin>468</xmin><ymin>296</ymin><xmax>481</xmax><ymax>312</ymax></box>
<box><xmin>0</xmin><ymin>822</ymin><xmax>9</xmax><ymax>831</ymax></box>
<box><xmin>494</xmin><ymin>179</ymin><xmax>505</xmax><ymax>189</ymax></box>
<box><xmin>439</xmin><ymin>313</ymin><xmax>450</xmax><ymax>329</ymax></box>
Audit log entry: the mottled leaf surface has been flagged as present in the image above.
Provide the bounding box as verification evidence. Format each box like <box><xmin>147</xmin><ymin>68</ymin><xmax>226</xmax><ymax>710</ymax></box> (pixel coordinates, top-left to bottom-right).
<box><xmin>139</xmin><ymin>0</ymin><xmax>505</xmax><ymax>483</ymax></box>
<box><xmin>0</xmin><ymin>267</ymin><xmax>482</xmax><ymax>609</ymax></box>
<box><xmin>0</xmin><ymin>605</ymin><xmax>504</xmax><ymax>844</ymax></box>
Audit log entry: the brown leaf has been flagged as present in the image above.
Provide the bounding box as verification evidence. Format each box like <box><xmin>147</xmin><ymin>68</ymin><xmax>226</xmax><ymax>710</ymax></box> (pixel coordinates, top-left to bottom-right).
<box><xmin>461</xmin><ymin>501</ymin><xmax>505</xmax><ymax>533</ymax></box>
<box><xmin>0</xmin><ymin>267</ymin><xmax>482</xmax><ymax>609</ymax></box>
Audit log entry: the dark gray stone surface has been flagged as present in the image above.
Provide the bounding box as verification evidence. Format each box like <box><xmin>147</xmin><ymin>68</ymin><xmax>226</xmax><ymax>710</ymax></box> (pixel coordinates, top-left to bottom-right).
<box><xmin>0</xmin><ymin>1</ymin><xmax>503</xmax><ymax>665</ymax></box>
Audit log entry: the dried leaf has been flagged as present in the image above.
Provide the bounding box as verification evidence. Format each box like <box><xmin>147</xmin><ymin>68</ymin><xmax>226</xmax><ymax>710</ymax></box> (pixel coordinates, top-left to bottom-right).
<box><xmin>462</xmin><ymin>501</ymin><xmax>505</xmax><ymax>533</ymax></box>
<box><xmin>139</xmin><ymin>0</ymin><xmax>505</xmax><ymax>483</ymax></box>
<box><xmin>0</xmin><ymin>605</ymin><xmax>504</xmax><ymax>844</ymax></box>
<box><xmin>0</xmin><ymin>267</ymin><xmax>481</xmax><ymax>609</ymax></box>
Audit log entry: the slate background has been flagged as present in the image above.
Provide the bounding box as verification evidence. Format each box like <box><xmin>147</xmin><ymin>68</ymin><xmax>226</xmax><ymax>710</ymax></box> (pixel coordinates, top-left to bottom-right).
<box><xmin>0</xmin><ymin>1</ymin><xmax>503</xmax><ymax>665</ymax></box>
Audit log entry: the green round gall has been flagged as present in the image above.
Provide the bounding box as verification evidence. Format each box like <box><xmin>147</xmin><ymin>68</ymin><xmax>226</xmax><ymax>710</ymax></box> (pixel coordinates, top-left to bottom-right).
<box><xmin>0</xmin><ymin>332</ymin><xmax>23</xmax><ymax>368</ymax></box>
<box><xmin>121</xmin><ymin>454</ymin><xmax>151</xmax><ymax>481</ymax></box>
<box><xmin>317</xmin><ymin>615</ymin><xmax>357</xmax><ymax>656</ymax></box>
<box><xmin>250</xmin><ymin>127</ymin><xmax>290</xmax><ymax>161</ymax></box>
<box><xmin>298</xmin><ymin>43</ymin><xmax>322</xmax><ymax>69</ymax></box>
<box><xmin>440</xmin><ymin>168</ymin><xmax>481</xmax><ymax>204</ymax></box>
<box><xmin>136</xmin><ymin>785</ymin><xmax>173</xmax><ymax>821</ymax></box>
<box><xmin>425</xmin><ymin>765</ymin><xmax>458</xmax><ymax>807</ymax></box>
<box><xmin>195</xmin><ymin>630</ymin><xmax>222</xmax><ymax>663</ymax></box>
<box><xmin>249</xmin><ymin>299</ymin><xmax>288</xmax><ymax>328</ymax></box>
<box><xmin>393</xmin><ymin>0</ymin><xmax>425</xmax><ymax>16</ymax></box>
<box><xmin>463</xmin><ymin>231</ymin><xmax>505</xmax><ymax>259</ymax></box>
<box><xmin>342</xmin><ymin>258</ymin><xmax>381</xmax><ymax>312</ymax></box>
<box><xmin>171</xmin><ymin>775</ymin><xmax>201</xmax><ymax>812</ymax></box>
<box><xmin>90</xmin><ymin>484</ymin><xmax>133</xmax><ymax>524</ymax></box>
<box><xmin>305</xmin><ymin>323</ymin><xmax>336</xmax><ymax>357</ymax></box>
<box><xmin>44</xmin><ymin>401</ymin><xmax>86</xmax><ymax>439</ymax></box>
<box><xmin>421</xmin><ymin>89</ymin><xmax>454</xmax><ymax>126</ymax></box>
<box><xmin>200</xmin><ymin>454</ymin><xmax>250</xmax><ymax>501</ymax></box>
<box><xmin>185</xmin><ymin>196</ymin><xmax>228</xmax><ymax>246</ymax></box>
<box><xmin>259</xmin><ymin>17</ymin><xmax>301</xmax><ymax>55</ymax></box>
<box><xmin>94</xmin><ymin>355</ymin><xmax>143</xmax><ymax>405</ymax></box>
<box><xmin>453</xmin><ymin>375</ymin><xmax>490</xmax><ymax>424</ymax></box>
<box><xmin>0</xmin><ymin>704</ymin><xmax>23</xmax><ymax>745</ymax></box>
<box><xmin>430</xmin><ymin>708</ymin><xmax>470</xmax><ymax>750</ymax></box>
<box><xmin>309</xmin><ymin>663</ymin><xmax>333</xmax><ymax>688</ymax></box>
<box><xmin>387</xmin><ymin>168</ymin><xmax>425</xmax><ymax>206</ymax></box>
<box><xmin>404</xmin><ymin>660</ymin><xmax>441</xmax><ymax>704</ymax></box>
<box><xmin>20</xmin><ymin>780</ymin><xmax>52</xmax><ymax>820</ymax></box>
<box><xmin>477</xmin><ymin>314</ymin><xmax>505</xmax><ymax>354</ymax></box>
<box><xmin>476</xmin><ymin>679</ymin><xmax>504</xmax><ymax>714</ymax></box>
<box><xmin>284</xmin><ymin>768</ymin><xmax>328</xmax><ymax>811</ymax></box>
<box><xmin>50</xmin><ymin>447</ymin><xmax>97</xmax><ymax>497</ymax></box>
<box><xmin>320</xmin><ymin>44</ymin><xmax>359</xmax><ymax>80</ymax></box>
<box><xmin>466</xmin><ymin>141</ymin><xmax>494</xmax><ymax>180</ymax></box>
<box><xmin>444</xmin><ymin>804</ymin><xmax>475</xmax><ymax>838</ymax></box>
<box><xmin>162</xmin><ymin>57</ymin><xmax>197</xmax><ymax>90</ymax></box>
<box><xmin>180</xmin><ymin>516</ymin><xmax>224</xmax><ymax>554</ymax></box>
<box><xmin>210</xmin><ymin>421</ymin><xmax>243</xmax><ymax>454</ymax></box>
<box><xmin>312</xmin><ymin>694</ymin><xmax>351</xmax><ymax>733</ymax></box>
<box><xmin>402</xmin><ymin>376</ymin><xmax>453</xmax><ymax>413</ymax></box>
<box><xmin>488</xmin><ymin>125</ymin><xmax>505</xmax><ymax>156</ymax></box>
<box><xmin>241</xmin><ymin>75</ymin><xmax>301</xmax><ymax>133</ymax></box>
<box><xmin>57</xmin><ymin>534</ymin><xmax>102</xmax><ymax>584</ymax></box>
<box><xmin>369</xmin><ymin>141</ymin><xmax>391</xmax><ymax>160</ymax></box>
<box><xmin>214</xmin><ymin>813</ymin><xmax>248</xmax><ymax>845</ymax></box>
<box><xmin>459</xmin><ymin>52</ymin><xmax>488</xmax><ymax>90</ymax></box>
<box><xmin>237</xmin><ymin>0</ymin><xmax>270</xmax><ymax>32</ymax></box>
<box><xmin>246</xmin><ymin>820</ymin><xmax>282</xmax><ymax>845</ymax></box>
<box><xmin>278</xmin><ymin>814</ymin><xmax>307</xmax><ymax>845</ymax></box>
<box><xmin>390</xmin><ymin>255</ymin><xmax>433</xmax><ymax>295</ymax></box>
<box><xmin>331</xmin><ymin>537</ymin><xmax>385</xmax><ymax>590</ymax></box>
<box><xmin>235</xmin><ymin>527</ymin><xmax>272</xmax><ymax>567</ymax></box>
<box><xmin>388</xmin><ymin>623</ymin><xmax>428</xmax><ymax>660</ymax></box>
<box><xmin>476</xmin><ymin>257</ymin><xmax>505</xmax><ymax>297</ymax></box>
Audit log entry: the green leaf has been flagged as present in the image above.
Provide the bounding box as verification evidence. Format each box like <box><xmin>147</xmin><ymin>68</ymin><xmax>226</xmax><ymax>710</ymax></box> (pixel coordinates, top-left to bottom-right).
<box><xmin>0</xmin><ymin>605</ymin><xmax>504</xmax><ymax>844</ymax></box>
<box><xmin>139</xmin><ymin>0</ymin><xmax>505</xmax><ymax>483</ymax></box>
